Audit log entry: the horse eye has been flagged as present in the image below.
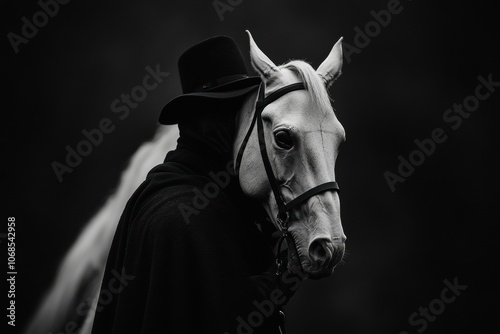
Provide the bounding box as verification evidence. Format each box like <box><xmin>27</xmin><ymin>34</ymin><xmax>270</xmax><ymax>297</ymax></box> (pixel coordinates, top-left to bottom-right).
<box><xmin>274</xmin><ymin>130</ymin><xmax>294</xmax><ymax>149</ymax></box>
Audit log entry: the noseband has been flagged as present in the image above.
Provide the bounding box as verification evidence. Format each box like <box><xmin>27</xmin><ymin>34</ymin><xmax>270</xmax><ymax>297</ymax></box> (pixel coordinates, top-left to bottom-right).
<box><xmin>235</xmin><ymin>82</ymin><xmax>340</xmax><ymax>272</ymax></box>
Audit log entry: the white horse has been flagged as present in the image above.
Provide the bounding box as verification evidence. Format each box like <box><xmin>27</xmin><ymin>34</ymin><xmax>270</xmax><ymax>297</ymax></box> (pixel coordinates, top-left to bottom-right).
<box><xmin>26</xmin><ymin>31</ymin><xmax>346</xmax><ymax>334</ymax></box>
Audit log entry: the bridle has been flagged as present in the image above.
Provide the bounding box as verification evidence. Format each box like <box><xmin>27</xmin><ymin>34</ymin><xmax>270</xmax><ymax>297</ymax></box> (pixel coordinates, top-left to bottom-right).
<box><xmin>234</xmin><ymin>81</ymin><xmax>340</xmax><ymax>334</ymax></box>
<box><xmin>235</xmin><ymin>81</ymin><xmax>340</xmax><ymax>273</ymax></box>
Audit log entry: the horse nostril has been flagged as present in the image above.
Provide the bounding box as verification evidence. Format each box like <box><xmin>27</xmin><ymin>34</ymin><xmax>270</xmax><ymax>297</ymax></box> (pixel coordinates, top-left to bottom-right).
<box><xmin>308</xmin><ymin>238</ymin><xmax>333</xmax><ymax>267</ymax></box>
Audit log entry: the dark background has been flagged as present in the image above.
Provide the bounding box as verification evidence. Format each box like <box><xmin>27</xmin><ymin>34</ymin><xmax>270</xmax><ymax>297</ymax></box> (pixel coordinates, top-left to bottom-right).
<box><xmin>3</xmin><ymin>0</ymin><xmax>499</xmax><ymax>333</ymax></box>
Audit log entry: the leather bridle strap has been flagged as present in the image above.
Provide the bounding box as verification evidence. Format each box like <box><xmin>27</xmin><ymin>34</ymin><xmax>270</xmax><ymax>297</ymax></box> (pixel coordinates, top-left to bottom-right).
<box><xmin>284</xmin><ymin>181</ymin><xmax>339</xmax><ymax>211</ymax></box>
<box><xmin>234</xmin><ymin>81</ymin><xmax>340</xmax><ymax>334</ymax></box>
<box><xmin>255</xmin><ymin>82</ymin><xmax>307</xmax><ymax>111</ymax></box>
<box><xmin>234</xmin><ymin>83</ymin><xmax>306</xmax><ymax>174</ymax></box>
<box><xmin>235</xmin><ymin>82</ymin><xmax>340</xmax><ymax>230</ymax></box>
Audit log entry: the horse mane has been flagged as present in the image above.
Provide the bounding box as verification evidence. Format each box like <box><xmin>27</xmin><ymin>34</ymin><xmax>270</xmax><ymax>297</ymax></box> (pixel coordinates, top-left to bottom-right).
<box><xmin>279</xmin><ymin>60</ymin><xmax>334</xmax><ymax>114</ymax></box>
<box><xmin>25</xmin><ymin>125</ymin><xmax>179</xmax><ymax>334</ymax></box>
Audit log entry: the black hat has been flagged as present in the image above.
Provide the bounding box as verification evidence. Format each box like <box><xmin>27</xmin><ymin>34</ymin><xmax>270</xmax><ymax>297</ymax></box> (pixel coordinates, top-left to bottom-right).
<box><xmin>159</xmin><ymin>36</ymin><xmax>261</xmax><ymax>125</ymax></box>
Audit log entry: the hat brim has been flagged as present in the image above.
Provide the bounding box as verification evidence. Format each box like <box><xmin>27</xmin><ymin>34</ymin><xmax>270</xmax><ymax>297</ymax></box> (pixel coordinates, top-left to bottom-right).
<box><xmin>159</xmin><ymin>76</ymin><xmax>261</xmax><ymax>125</ymax></box>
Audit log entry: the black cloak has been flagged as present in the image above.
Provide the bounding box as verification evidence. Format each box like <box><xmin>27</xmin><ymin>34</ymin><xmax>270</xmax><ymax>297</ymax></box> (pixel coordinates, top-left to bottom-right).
<box><xmin>91</xmin><ymin>108</ymin><xmax>300</xmax><ymax>334</ymax></box>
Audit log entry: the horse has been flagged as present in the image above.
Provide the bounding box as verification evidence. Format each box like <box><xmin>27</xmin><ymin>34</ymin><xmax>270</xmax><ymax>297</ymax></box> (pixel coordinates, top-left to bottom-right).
<box><xmin>25</xmin><ymin>31</ymin><xmax>346</xmax><ymax>334</ymax></box>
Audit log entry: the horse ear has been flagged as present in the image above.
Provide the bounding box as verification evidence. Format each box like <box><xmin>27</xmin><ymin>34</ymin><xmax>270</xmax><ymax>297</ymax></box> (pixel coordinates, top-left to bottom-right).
<box><xmin>246</xmin><ymin>30</ymin><xmax>279</xmax><ymax>80</ymax></box>
<box><xmin>316</xmin><ymin>37</ymin><xmax>343</xmax><ymax>87</ymax></box>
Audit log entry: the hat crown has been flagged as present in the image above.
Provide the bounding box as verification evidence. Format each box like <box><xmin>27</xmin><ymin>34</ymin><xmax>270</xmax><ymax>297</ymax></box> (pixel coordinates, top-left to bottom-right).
<box><xmin>178</xmin><ymin>36</ymin><xmax>250</xmax><ymax>94</ymax></box>
<box><xmin>159</xmin><ymin>35</ymin><xmax>261</xmax><ymax>125</ymax></box>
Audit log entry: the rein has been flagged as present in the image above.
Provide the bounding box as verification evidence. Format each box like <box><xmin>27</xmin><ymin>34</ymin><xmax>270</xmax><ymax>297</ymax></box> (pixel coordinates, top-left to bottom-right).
<box><xmin>235</xmin><ymin>82</ymin><xmax>340</xmax><ymax>332</ymax></box>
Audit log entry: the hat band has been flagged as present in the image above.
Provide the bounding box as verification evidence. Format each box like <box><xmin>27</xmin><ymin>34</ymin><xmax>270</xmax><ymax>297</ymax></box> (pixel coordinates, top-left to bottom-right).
<box><xmin>192</xmin><ymin>74</ymin><xmax>249</xmax><ymax>92</ymax></box>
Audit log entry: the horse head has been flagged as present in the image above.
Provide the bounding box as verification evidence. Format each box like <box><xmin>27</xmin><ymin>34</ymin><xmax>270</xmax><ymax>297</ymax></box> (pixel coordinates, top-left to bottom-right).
<box><xmin>235</xmin><ymin>31</ymin><xmax>346</xmax><ymax>279</ymax></box>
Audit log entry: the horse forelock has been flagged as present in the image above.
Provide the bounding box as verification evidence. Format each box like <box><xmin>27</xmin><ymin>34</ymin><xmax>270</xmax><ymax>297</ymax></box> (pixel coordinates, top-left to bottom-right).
<box><xmin>278</xmin><ymin>60</ymin><xmax>335</xmax><ymax>115</ymax></box>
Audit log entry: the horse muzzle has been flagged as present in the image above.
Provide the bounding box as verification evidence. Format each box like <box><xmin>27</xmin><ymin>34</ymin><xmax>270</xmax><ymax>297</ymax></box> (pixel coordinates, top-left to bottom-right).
<box><xmin>304</xmin><ymin>236</ymin><xmax>346</xmax><ymax>279</ymax></box>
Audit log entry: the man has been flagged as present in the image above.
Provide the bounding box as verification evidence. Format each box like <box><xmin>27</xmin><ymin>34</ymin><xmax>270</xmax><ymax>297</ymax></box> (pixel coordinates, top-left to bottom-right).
<box><xmin>91</xmin><ymin>36</ymin><xmax>299</xmax><ymax>334</ymax></box>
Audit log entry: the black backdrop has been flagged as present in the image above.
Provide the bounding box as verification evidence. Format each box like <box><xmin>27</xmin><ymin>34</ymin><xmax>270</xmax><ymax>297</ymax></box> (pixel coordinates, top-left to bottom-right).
<box><xmin>4</xmin><ymin>0</ymin><xmax>499</xmax><ymax>333</ymax></box>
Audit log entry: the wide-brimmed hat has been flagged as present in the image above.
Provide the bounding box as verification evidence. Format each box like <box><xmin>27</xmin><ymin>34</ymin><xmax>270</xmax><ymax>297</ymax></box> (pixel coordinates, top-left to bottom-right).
<box><xmin>159</xmin><ymin>35</ymin><xmax>261</xmax><ymax>125</ymax></box>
